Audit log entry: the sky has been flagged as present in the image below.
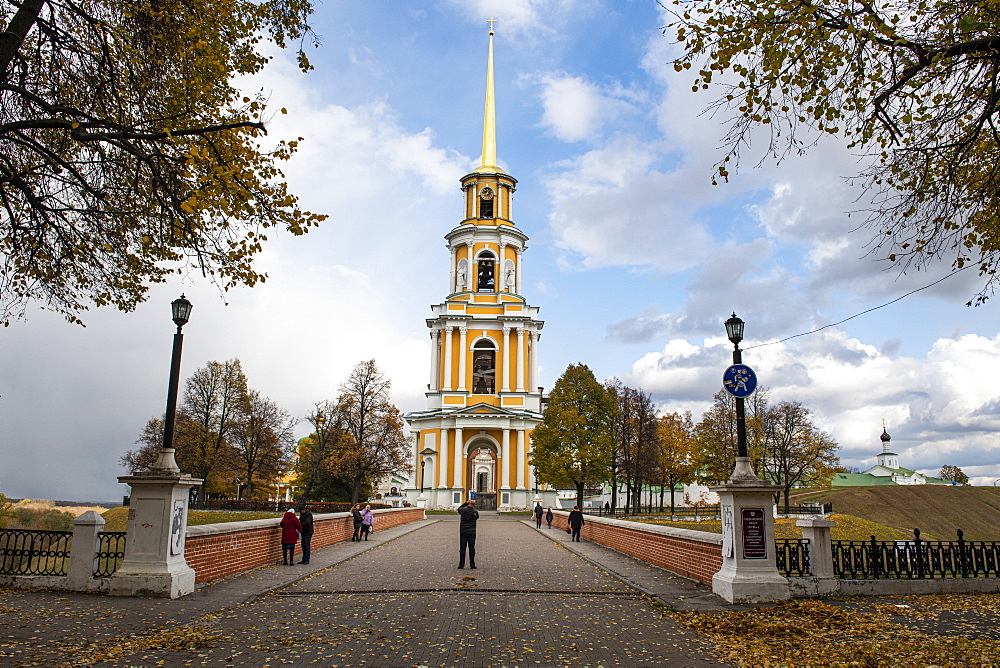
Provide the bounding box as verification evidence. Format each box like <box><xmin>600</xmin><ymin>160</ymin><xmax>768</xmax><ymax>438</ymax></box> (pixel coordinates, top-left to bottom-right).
<box><xmin>4</xmin><ymin>0</ymin><xmax>1000</xmax><ymax>502</ymax></box>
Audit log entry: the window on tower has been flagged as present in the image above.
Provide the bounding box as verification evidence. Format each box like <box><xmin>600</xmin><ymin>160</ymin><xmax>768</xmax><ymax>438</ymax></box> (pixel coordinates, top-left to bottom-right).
<box><xmin>479</xmin><ymin>186</ymin><xmax>495</xmax><ymax>218</ymax></box>
<box><xmin>477</xmin><ymin>252</ymin><xmax>495</xmax><ymax>292</ymax></box>
<box><xmin>472</xmin><ymin>339</ymin><xmax>496</xmax><ymax>394</ymax></box>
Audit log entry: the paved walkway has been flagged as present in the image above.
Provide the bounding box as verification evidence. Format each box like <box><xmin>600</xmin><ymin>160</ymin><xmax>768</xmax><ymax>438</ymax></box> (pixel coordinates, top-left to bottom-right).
<box><xmin>0</xmin><ymin>513</ymin><xmax>731</xmax><ymax>666</ymax></box>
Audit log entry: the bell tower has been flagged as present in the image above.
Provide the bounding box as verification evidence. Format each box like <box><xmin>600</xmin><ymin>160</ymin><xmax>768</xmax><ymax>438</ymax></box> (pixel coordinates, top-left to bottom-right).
<box><xmin>406</xmin><ymin>23</ymin><xmax>551</xmax><ymax>511</ymax></box>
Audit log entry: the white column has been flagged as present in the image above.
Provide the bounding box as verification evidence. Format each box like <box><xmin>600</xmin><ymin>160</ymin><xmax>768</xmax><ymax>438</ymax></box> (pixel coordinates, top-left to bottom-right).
<box><xmin>429</xmin><ymin>330</ymin><xmax>439</xmax><ymax>391</ymax></box>
<box><xmin>450</xmin><ymin>246</ymin><xmax>457</xmax><ymax>292</ymax></box>
<box><xmin>517</xmin><ymin>429</ymin><xmax>526</xmax><ymax>490</ymax></box>
<box><xmin>438</xmin><ymin>428</ymin><xmax>449</xmax><ymax>488</ymax></box>
<box><xmin>501</xmin><ymin>326</ymin><xmax>510</xmax><ymax>392</ymax></box>
<box><xmin>458</xmin><ymin>326</ymin><xmax>468</xmax><ymax>392</ymax></box>
<box><xmin>516</xmin><ymin>328</ymin><xmax>526</xmax><ymax>392</ymax></box>
<box><xmin>467</xmin><ymin>242</ymin><xmax>475</xmax><ymax>290</ymax></box>
<box><xmin>515</xmin><ymin>248</ymin><xmax>522</xmax><ymax>294</ymax></box>
<box><xmin>443</xmin><ymin>326</ymin><xmax>453</xmax><ymax>391</ymax></box>
<box><xmin>528</xmin><ymin>331</ymin><xmax>538</xmax><ymax>391</ymax></box>
<box><xmin>501</xmin><ymin>428</ymin><xmax>511</xmax><ymax>489</ymax></box>
<box><xmin>454</xmin><ymin>428</ymin><xmax>464</xmax><ymax>492</ymax></box>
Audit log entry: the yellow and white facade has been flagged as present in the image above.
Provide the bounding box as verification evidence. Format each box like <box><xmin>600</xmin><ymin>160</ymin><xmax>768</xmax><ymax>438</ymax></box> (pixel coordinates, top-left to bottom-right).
<box><xmin>405</xmin><ymin>27</ymin><xmax>554</xmax><ymax>510</ymax></box>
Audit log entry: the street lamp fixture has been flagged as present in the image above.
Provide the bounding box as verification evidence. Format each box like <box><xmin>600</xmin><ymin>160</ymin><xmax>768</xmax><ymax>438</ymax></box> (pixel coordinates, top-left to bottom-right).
<box><xmin>154</xmin><ymin>295</ymin><xmax>193</xmax><ymax>473</ymax></box>
<box><xmin>419</xmin><ymin>447</ymin><xmax>437</xmax><ymax>493</ymax></box>
<box><xmin>724</xmin><ymin>312</ymin><xmax>757</xmax><ymax>482</ymax></box>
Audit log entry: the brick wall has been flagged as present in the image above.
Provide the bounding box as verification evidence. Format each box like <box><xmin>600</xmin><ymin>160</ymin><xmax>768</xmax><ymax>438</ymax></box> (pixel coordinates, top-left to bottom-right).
<box><xmin>184</xmin><ymin>507</ymin><xmax>424</xmax><ymax>584</ymax></box>
<box><xmin>552</xmin><ymin>510</ymin><xmax>723</xmax><ymax>585</ymax></box>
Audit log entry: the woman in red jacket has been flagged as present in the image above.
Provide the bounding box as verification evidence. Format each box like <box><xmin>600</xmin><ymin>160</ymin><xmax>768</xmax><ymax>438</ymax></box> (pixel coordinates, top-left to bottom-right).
<box><xmin>280</xmin><ymin>508</ymin><xmax>302</xmax><ymax>565</ymax></box>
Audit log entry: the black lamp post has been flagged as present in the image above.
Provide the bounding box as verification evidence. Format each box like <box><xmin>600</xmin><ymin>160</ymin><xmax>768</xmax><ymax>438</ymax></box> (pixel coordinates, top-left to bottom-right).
<box><xmin>419</xmin><ymin>447</ymin><xmax>436</xmax><ymax>493</ymax></box>
<box><xmin>155</xmin><ymin>294</ymin><xmax>192</xmax><ymax>473</ymax></box>
<box><xmin>725</xmin><ymin>312</ymin><xmax>758</xmax><ymax>481</ymax></box>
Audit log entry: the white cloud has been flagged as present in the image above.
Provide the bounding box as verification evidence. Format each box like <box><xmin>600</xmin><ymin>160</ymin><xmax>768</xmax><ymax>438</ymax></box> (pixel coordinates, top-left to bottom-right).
<box><xmin>535</xmin><ymin>73</ymin><xmax>633</xmax><ymax>143</ymax></box>
<box><xmin>620</xmin><ymin>329</ymin><xmax>1000</xmax><ymax>475</ymax></box>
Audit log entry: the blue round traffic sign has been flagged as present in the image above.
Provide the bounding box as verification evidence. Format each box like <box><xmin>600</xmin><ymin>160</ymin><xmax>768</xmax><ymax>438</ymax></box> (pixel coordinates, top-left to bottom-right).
<box><xmin>723</xmin><ymin>364</ymin><xmax>757</xmax><ymax>398</ymax></box>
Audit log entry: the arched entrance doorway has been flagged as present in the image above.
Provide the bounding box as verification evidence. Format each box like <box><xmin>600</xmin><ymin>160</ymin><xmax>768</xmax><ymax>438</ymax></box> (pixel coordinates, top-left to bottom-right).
<box><xmin>468</xmin><ymin>446</ymin><xmax>497</xmax><ymax>510</ymax></box>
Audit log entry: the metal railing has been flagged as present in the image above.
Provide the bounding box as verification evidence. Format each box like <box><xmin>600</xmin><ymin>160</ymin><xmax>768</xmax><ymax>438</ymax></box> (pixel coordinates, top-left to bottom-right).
<box><xmin>833</xmin><ymin>529</ymin><xmax>1000</xmax><ymax>579</ymax></box>
<box><xmin>94</xmin><ymin>532</ymin><xmax>127</xmax><ymax>577</ymax></box>
<box><xmin>0</xmin><ymin>529</ymin><xmax>72</xmax><ymax>576</ymax></box>
<box><xmin>584</xmin><ymin>505</ymin><xmax>722</xmax><ymax>518</ymax></box>
<box><xmin>776</xmin><ymin>538</ymin><xmax>812</xmax><ymax>576</ymax></box>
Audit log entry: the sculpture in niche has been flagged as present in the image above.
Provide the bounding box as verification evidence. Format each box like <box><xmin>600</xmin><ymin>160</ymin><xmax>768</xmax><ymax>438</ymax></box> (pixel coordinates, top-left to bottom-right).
<box><xmin>456</xmin><ymin>259</ymin><xmax>468</xmax><ymax>292</ymax></box>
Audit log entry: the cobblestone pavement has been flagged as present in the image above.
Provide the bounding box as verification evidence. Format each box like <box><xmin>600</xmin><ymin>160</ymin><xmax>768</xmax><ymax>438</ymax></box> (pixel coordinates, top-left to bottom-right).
<box><xmin>1</xmin><ymin>514</ymin><xmax>729</xmax><ymax>666</ymax></box>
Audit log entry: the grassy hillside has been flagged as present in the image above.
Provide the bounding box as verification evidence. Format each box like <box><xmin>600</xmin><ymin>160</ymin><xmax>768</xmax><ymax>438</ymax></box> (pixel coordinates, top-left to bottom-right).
<box><xmin>790</xmin><ymin>485</ymin><xmax>1000</xmax><ymax>540</ymax></box>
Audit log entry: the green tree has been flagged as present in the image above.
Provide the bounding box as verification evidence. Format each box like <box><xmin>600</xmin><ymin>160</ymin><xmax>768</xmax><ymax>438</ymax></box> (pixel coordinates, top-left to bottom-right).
<box><xmin>939</xmin><ymin>464</ymin><xmax>970</xmax><ymax>485</ymax></box>
<box><xmin>530</xmin><ymin>364</ymin><xmax>616</xmax><ymax>511</ymax></box>
<box><xmin>0</xmin><ymin>0</ymin><xmax>326</xmax><ymax>325</ymax></box>
<box><xmin>667</xmin><ymin>0</ymin><xmax>1000</xmax><ymax>303</ymax></box>
<box><xmin>655</xmin><ymin>411</ymin><xmax>698</xmax><ymax>514</ymax></box>
<box><xmin>758</xmin><ymin>401</ymin><xmax>840</xmax><ymax>512</ymax></box>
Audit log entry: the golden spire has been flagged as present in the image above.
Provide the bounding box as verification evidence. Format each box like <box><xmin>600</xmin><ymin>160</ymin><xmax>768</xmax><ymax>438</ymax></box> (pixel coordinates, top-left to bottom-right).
<box><xmin>474</xmin><ymin>19</ymin><xmax>503</xmax><ymax>174</ymax></box>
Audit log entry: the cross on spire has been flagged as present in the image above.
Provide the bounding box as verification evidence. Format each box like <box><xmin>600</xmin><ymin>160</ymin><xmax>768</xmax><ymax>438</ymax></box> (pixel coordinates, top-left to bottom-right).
<box><xmin>487</xmin><ymin>17</ymin><xmax>497</xmax><ymax>34</ymax></box>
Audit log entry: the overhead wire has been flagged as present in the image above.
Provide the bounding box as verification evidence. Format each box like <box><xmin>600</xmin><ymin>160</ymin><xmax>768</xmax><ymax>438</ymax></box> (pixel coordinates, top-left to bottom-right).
<box><xmin>742</xmin><ymin>265</ymin><xmax>972</xmax><ymax>351</ymax></box>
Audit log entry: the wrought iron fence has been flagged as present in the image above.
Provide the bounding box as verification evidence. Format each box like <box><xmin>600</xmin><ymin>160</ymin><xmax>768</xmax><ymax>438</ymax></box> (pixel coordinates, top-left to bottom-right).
<box><xmin>584</xmin><ymin>505</ymin><xmax>722</xmax><ymax>518</ymax></box>
<box><xmin>833</xmin><ymin>529</ymin><xmax>1000</xmax><ymax>579</ymax></box>
<box><xmin>0</xmin><ymin>529</ymin><xmax>72</xmax><ymax>576</ymax></box>
<box><xmin>776</xmin><ymin>538</ymin><xmax>812</xmax><ymax>576</ymax></box>
<box><xmin>94</xmin><ymin>532</ymin><xmax>127</xmax><ymax>577</ymax></box>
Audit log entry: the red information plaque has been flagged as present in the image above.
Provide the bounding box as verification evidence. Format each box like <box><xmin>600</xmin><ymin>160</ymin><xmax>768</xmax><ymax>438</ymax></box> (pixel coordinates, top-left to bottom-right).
<box><xmin>742</xmin><ymin>507</ymin><xmax>767</xmax><ymax>559</ymax></box>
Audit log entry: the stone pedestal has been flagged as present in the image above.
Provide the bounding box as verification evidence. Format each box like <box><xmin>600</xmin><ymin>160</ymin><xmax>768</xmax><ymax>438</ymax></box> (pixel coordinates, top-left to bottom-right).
<box><xmin>712</xmin><ymin>477</ymin><xmax>790</xmax><ymax>604</ymax></box>
<box><xmin>66</xmin><ymin>511</ymin><xmax>105</xmax><ymax>588</ymax></box>
<box><xmin>797</xmin><ymin>518</ymin><xmax>836</xmax><ymax>578</ymax></box>
<box><xmin>108</xmin><ymin>467</ymin><xmax>202</xmax><ymax>598</ymax></box>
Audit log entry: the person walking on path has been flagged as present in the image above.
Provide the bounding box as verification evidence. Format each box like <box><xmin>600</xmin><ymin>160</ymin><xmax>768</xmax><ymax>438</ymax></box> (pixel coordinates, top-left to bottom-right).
<box><xmin>279</xmin><ymin>508</ymin><xmax>301</xmax><ymax>565</ymax></box>
<box><xmin>568</xmin><ymin>505</ymin><xmax>585</xmax><ymax>542</ymax></box>
<box><xmin>545</xmin><ymin>507</ymin><xmax>554</xmax><ymax>529</ymax></box>
<box><xmin>351</xmin><ymin>504</ymin><xmax>363</xmax><ymax>542</ymax></box>
<box><xmin>457</xmin><ymin>499</ymin><xmax>479</xmax><ymax>569</ymax></box>
<box><xmin>298</xmin><ymin>505</ymin><xmax>314</xmax><ymax>564</ymax></box>
<box><xmin>533</xmin><ymin>503</ymin><xmax>543</xmax><ymax>528</ymax></box>
<box><xmin>361</xmin><ymin>504</ymin><xmax>374</xmax><ymax>540</ymax></box>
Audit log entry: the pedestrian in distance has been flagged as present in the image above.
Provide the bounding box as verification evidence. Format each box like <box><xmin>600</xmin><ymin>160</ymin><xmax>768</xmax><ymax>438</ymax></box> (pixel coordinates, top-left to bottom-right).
<box><xmin>280</xmin><ymin>508</ymin><xmax>301</xmax><ymax>565</ymax></box>
<box><xmin>533</xmin><ymin>502</ymin><xmax>543</xmax><ymax>529</ymax></box>
<box><xmin>545</xmin><ymin>507</ymin><xmax>554</xmax><ymax>529</ymax></box>
<box><xmin>351</xmin><ymin>504</ymin><xmax>364</xmax><ymax>542</ymax></box>
<box><xmin>457</xmin><ymin>498</ymin><xmax>479</xmax><ymax>569</ymax></box>
<box><xmin>298</xmin><ymin>504</ymin><xmax>314</xmax><ymax>564</ymax></box>
<box><xmin>568</xmin><ymin>505</ymin><xmax>585</xmax><ymax>542</ymax></box>
<box><xmin>361</xmin><ymin>504</ymin><xmax>374</xmax><ymax>540</ymax></box>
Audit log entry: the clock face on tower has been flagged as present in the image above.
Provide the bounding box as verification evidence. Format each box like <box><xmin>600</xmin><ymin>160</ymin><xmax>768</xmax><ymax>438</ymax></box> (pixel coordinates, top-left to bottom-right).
<box><xmin>480</xmin><ymin>186</ymin><xmax>494</xmax><ymax>200</ymax></box>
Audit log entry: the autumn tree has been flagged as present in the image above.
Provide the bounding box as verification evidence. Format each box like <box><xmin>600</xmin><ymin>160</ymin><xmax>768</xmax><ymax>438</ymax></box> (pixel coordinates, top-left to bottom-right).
<box><xmin>692</xmin><ymin>388</ymin><xmax>770</xmax><ymax>484</ymax></box>
<box><xmin>0</xmin><ymin>0</ymin><xmax>326</xmax><ymax>325</ymax></box>
<box><xmin>122</xmin><ymin>358</ymin><xmax>294</xmax><ymax>500</ymax></box>
<box><xmin>530</xmin><ymin>364</ymin><xmax>617</xmax><ymax>511</ymax></box>
<box><xmin>666</xmin><ymin>0</ymin><xmax>1000</xmax><ymax>303</ymax></box>
<box><xmin>230</xmin><ymin>389</ymin><xmax>296</xmax><ymax>499</ymax></box>
<box><xmin>609</xmin><ymin>382</ymin><xmax>660</xmax><ymax>512</ymax></box>
<box><xmin>758</xmin><ymin>401</ymin><xmax>840</xmax><ymax>512</ymax></box>
<box><xmin>655</xmin><ymin>411</ymin><xmax>698</xmax><ymax>514</ymax></box>
<box><xmin>939</xmin><ymin>464</ymin><xmax>970</xmax><ymax>485</ymax></box>
<box><xmin>334</xmin><ymin>360</ymin><xmax>411</xmax><ymax>505</ymax></box>
<box><xmin>294</xmin><ymin>401</ymin><xmax>364</xmax><ymax>503</ymax></box>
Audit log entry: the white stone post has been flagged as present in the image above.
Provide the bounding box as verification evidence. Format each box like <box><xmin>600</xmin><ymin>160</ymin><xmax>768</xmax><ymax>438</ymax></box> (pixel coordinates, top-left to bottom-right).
<box><xmin>711</xmin><ymin>482</ymin><xmax>790</xmax><ymax>603</ymax></box>
<box><xmin>797</xmin><ymin>518</ymin><xmax>836</xmax><ymax>579</ymax></box>
<box><xmin>109</xmin><ymin>471</ymin><xmax>202</xmax><ymax>598</ymax></box>
<box><xmin>66</xmin><ymin>510</ymin><xmax>105</xmax><ymax>588</ymax></box>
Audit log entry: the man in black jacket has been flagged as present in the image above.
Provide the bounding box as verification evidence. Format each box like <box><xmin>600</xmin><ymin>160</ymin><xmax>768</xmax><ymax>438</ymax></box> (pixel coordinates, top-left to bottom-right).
<box><xmin>457</xmin><ymin>499</ymin><xmax>479</xmax><ymax>569</ymax></box>
<box><xmin>298</xmin><ymin>504</ymin><xmax>314</xmax><ymax>564</ymax></box>
<box><xmin>568</xmin><ymin>505</ymin><xmax>585</xmax><ymax>542</ymax></box>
